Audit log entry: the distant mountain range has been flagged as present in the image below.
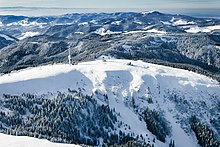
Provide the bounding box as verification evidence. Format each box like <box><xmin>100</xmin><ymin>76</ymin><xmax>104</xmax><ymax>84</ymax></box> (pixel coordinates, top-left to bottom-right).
<box><xmin>0</xmin><ymin>11</ymin><xmax>220</xmax><ymax>39</ymax></box>
<box><xmin>0</xmin><ymin>11</ymin><xmax>219</xmax><ymax>81</ymax></box>
<box><xmin>0</xmin><ymin>11</ymin><xmax>220</xmax><ymax>147</ymax></box>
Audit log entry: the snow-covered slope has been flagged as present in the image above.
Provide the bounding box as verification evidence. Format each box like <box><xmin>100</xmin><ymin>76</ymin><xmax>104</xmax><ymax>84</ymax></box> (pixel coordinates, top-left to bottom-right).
<box><xmin>0</xmin><ymin>133</ymin><xmax>80</xmax><ymax>147</ymax></box>
<box><xmin>18</xmin><ymin>31</ymin><xmax>40</xmax><ymax>40</ymax></box>
<box><xmin>0</xmin><ymin>33</ymin><xmax>16</xmax><ymax>49</ymax></box>
<box><xmin>185</xmin><ymin>25</ymin><xmax>220</xmax><ymax>33</ymax></box>
<box><xmin>0</xmin><ymin>59</ymin><xmax>219</xmax><ymax>146</ymax></box>
<box><xmin>0</xmin><ymin>59</ymin><xmax>218</xmax><ymax>95</ymax></box>
<box><xmin>0</xmin><ymin>33</ymin><xmax>15</xmax><ymax>41</ymax></box>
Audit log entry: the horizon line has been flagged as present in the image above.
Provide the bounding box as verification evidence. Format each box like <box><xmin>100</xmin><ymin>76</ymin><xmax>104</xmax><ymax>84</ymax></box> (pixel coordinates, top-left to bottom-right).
<box><xmin>0</xmin><ymin>6</ymin><xmax>219</xmax><ymax>10</ymax></box>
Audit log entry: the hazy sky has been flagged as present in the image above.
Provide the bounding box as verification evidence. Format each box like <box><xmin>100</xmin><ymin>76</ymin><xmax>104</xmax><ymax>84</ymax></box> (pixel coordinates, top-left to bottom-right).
<box><xmin>0</xmin><ymin>0</ymin><xmax>220</xmax><ymax>9</ymax></box>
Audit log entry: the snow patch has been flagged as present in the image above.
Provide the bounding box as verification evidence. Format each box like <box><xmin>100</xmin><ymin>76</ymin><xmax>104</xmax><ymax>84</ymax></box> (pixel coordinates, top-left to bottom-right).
<box><xmin>124</xmin><ymin>29</ymin><xmax>166</xmax><ymax>35</ymax></box>
<box><xmin>78</xmin><ymin>22</ymin><xmax>88</xmax><ymax>26</ymax></box>
<box><xmin>141</xmin><ymin>11</ymin><xmax>158</xmax><ymax>15</ymax></box>
<box><xmin>0</xmin><ymin>21</ymin><xmax>3</xmax><ymax>27</ymax></box>
<box><xmin>6</xmin><ymin>19</ymin><xmax>47</xmax><ymax>28</ymax></box>
<box><xmin>19</xmin><ymin>32</ymin><xmax>40</xmax><ymax>40</ymax></box>
<box><xmin>146</xmin><ymin>29</ymin><xmax>166</xmax><ymax>34</ymax></box>
<box><xmin>111</xmin><ymin>21</ymin><xmax>121</xmax><ymax>25</ymax></box>
<box><xmin>0</xmin><ymin>34</ymin><xmax>14</xmax><ymax>41</ymax></box>
<box><xmin>186</xmin><ymin>25</ymin><xmax>220</xmax><ymax>33</ymax></box>
<box><xmin>74</xmin><ymin>32</ymin><xmax>84</xmax><ymax>35</ymax></box>
<box><xmin>173</xmin><ymin>19</ymin><xmax>195</xmax><ymax>26</ymax></box>
<box><xmin>124</xmin><ymin>30</ymin><xmax>147</xmax><ymax>34</ymax></box>
<box><xmin>94</xmin><ymin>28</ymin><xmax>121</xmax><ymax>36</ymax></box>
<box><xmin>134</xmin><ymin>21</ymin><xmax>142</xmax><ymax>25</ymax></box>
<box><xmin>94</xmin><ymin>28</ymin><xmax>106</xmax><ymax>35</ymax></box>
<box><xmin>215</xmin><ymin>45</ymin><xmax>220</xmax><ymax>50</ymax></box>
<box><xmin>160</xmin><ymin>21</ymin><xmax>171</xmax><ymax>25</ymax></box>
<box><xmin>90</xmin><ymin>20</ymin><xmax>97</xmax><ymax>24</ymax></box>
<box><xmin>0</xmin><ymin>133</ymin><xmax>80</xmax><ymax>147</ymax></box>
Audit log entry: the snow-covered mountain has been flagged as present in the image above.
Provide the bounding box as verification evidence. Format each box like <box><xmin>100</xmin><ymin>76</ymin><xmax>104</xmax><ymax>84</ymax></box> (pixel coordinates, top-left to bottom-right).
<box><xmin>0</xmin><ymin>33</ymin><xmax>15</xmax><ymax>41</ymax></box>
<box><xmin>1</xmin><ymin>30</ymin><xmax>219</xmax><ymax>82</ymax></box>
<box><xmin>0</xmin><ymin>11</ymin><xmax>220</xmax><ymax>146</ymax></box>
<box><xmin>0</xmin><ymin>11</ymin><xmax>220</xmax><ymax>39</ymax></box>
<box><xmin>0</xmin><ymin>11</ymin><xmax>220</xmax><ymax>80</ymax></box>
<box><xmin>0</xmin><ymin>59</ymin><xmax>219</xmax><ymax>146</ymax></box>
<box><xmin>0</xmin><ymin>11</ymin><xmax>220</xmax><ymax>81</ymax></box>
<box><xmin>0</xmin><ymin>32</ymin><xmax>17</xmax><ymax>49</ymax></box>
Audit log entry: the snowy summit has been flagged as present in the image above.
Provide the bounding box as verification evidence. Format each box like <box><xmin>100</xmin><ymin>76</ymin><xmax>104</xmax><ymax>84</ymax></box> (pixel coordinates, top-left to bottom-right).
<box><xmin>0</xmin><ymin>59</ymin><xmax>219</xmax><ymax>146</ymax></box>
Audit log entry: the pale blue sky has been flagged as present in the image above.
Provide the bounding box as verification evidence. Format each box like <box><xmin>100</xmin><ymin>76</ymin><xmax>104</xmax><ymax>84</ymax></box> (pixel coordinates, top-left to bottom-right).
<box><xmin>0</xmin><ymin>0</ymin><xmax>219</xmax><ymax>9</ymax></box>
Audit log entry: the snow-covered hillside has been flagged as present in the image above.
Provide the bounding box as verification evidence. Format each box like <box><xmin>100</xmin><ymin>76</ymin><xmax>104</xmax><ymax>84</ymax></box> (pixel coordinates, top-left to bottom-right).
<box><xmin>0</xmin><ymin>33</ymin><xmax>15</xmax><ymax>41</ymax></box>
<box><xmin>0</xmin><ymin>59</ymin><xmax>219</xmax><ymax>147</ymax></box>
<box><xmin>0</xmin><ymin>133</ymin><xmax>80</xmax><ymax>147</ymax></box>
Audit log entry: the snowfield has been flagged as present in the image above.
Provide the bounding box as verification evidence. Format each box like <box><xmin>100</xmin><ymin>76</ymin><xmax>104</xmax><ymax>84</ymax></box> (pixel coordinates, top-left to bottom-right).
<box><xmin>185</xmin><ymin>25</ymin><xmax>220</xmax><ymax>33</ymax></box>
<box><xmin>173</xmin><ymin>19</ymin><xmax>195</xmax><ymax>26</ymax></box>
<box><xmin>19</xmin><ymin>31</ymin><xmax>40</xmax><ymax>40</ymax></box>
<box><xmin>0</xmin><ymin>133</ymin><xmax>80</xmax><ymax>147</ymax></box>
<box><xmin>0</xmin><ymin>59</ymin><xmax>218</xmax><ymax>95</ymax></box>
<box><xmin>0</xmin><ymin>21</ymin><xmax>3</xmax><ymax>27</ymax></box>
<box><xmin>0</xmin><ymin>59</ymin><xmax>219</xmax><ymax>147</ymax></box>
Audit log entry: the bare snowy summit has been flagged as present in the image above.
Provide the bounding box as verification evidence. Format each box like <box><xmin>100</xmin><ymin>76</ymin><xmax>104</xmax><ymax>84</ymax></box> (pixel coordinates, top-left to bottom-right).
<box><xmin>0</xmin><ymin>59</ymin><xmax>219</xmax><ymax>146</ymax></box>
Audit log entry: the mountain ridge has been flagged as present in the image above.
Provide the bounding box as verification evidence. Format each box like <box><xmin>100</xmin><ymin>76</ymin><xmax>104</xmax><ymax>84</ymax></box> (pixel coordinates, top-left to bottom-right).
<box><xmin>0</xmin><ymin>11</ymin><xmax>219</xmax><ymax>78</ymax></box>
<box><xmin>0</xmin><ymin>11</ymin><xmax>220</xmax><ymax>146</ymax></box>
<box><xmin>0</xmin><ymin>59</ymin><xmax>219</xmax><ymax>146</ymax></box>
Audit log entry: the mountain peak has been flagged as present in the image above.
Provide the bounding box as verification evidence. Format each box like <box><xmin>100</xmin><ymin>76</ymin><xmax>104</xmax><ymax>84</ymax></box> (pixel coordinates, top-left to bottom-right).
<box><xmin>0</xmin><ymin>59</ymin><xmax>219</xmax><ymax>146</ymax></box>
<box><xmin>141</xmin><ymin>10</ymin><xmax>163</xmax><ymax>15</ymax></box>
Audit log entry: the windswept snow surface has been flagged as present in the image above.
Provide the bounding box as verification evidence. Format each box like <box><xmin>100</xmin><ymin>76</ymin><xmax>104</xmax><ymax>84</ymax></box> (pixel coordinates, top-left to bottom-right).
<box><xmin>0</xmin><ymin>133</ymin><xmax>80</xmax><ymax>147</ymax></box>
<box><xmin>0</xmin><ymin>59</ymin><xmax>219</xmax><ymax>147</ymax></box>
<box><xmin>1</xmin><ymin>59</ymin><xmax>218</xmax><ymax>95</ymax></box>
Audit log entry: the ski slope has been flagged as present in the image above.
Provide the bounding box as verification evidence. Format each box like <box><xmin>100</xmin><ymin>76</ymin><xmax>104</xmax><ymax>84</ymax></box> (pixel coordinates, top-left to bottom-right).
<box><xmin>0</xmin><ymin>59</ymin><xmax>219</xmax><ymax>147</ymax></box>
